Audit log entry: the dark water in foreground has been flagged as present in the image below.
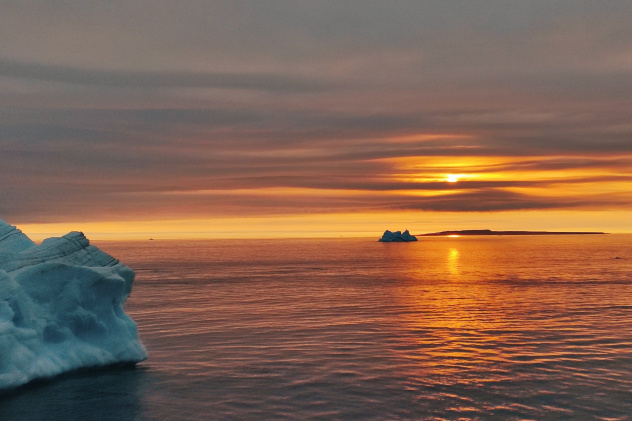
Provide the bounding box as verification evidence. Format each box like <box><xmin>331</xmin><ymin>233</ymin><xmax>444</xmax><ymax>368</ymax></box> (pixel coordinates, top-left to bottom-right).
<box><xmin>2</xmin><ymin>235</ymin><xmax>632</xmax><ymax>420</ymax></box>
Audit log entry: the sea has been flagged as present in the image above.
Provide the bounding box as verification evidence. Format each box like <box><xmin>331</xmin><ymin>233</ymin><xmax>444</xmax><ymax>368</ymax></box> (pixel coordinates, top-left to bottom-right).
<box><xmin>2</xmin><ymin>235</ymin><xmax>632</xmax><ymax>420</ymax></box>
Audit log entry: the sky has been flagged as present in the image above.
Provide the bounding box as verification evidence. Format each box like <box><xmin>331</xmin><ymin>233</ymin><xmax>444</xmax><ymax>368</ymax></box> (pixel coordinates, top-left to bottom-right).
<box><xmin>2</xmin><ymin>1</ymin><xmax>632</xmax><ymax>239</ymax></box>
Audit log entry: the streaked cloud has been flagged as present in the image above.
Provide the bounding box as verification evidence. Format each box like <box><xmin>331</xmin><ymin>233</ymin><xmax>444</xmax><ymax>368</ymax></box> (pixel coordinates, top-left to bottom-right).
<box><xmin>0</xmin><ymin>58</ymin><xmax>328</xmax><ymax>92</ymax></box>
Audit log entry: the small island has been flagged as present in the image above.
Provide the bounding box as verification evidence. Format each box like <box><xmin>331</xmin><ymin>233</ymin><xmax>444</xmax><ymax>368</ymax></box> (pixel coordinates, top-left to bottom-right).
<box><xmin>379</xmin><ymin>230</ymin><xmax>418</xmax><ymax>242</ymax></box>
<box><xmin>418</xmin><ymin>229</ymin><xmax>606</xmax><ymax>236</ymax></box>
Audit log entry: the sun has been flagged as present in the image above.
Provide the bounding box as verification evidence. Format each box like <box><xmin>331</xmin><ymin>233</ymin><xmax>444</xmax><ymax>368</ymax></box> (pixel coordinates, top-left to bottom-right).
<box><xmin>446</xmin><ymin>174</ymin><xmax>460</xmax><ymax>183</ymax></box>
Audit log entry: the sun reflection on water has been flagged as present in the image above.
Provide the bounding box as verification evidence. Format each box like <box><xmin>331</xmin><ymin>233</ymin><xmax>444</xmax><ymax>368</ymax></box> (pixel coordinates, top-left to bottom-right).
<box><xmin>448</xmin><ymin>247</ymin><xmax>460</xmax><ymax>276</ymax></box>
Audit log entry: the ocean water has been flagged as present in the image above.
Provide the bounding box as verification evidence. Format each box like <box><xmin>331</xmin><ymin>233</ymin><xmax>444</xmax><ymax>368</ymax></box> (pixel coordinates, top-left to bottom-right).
<box><xmin>2</xmin><ymin>235</ymin><xmax>632</xmax><ymax>420</ymax></box>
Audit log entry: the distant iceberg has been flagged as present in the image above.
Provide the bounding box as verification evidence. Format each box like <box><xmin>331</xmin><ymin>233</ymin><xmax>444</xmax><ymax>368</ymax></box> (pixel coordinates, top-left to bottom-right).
<box><xmin>378</xmin><ymin>230</ymin><xmax>418</xmax><ymax>242</ymax></box>
<box><xmin>0</xmin><ymin>220</ymin><xmax>147</xmax><ymax>391</ymax></box>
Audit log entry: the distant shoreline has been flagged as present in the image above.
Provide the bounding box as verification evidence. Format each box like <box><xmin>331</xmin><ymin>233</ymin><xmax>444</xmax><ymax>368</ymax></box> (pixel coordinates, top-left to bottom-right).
<box><xmin>418</xmin><ymin>229</ymin><xmax>606</xmax><ymax>236</ymax></box>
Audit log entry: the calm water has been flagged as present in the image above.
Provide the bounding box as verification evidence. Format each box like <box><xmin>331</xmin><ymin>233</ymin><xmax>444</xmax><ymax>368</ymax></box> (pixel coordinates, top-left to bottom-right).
<box><xmin>2</xmin><ymin>235</ymin><xmax>632</xmax><ymax>420</ymax></box>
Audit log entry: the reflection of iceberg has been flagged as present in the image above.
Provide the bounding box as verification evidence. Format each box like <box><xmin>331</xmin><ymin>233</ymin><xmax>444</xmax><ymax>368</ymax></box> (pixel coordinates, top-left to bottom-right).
<box><xmin>378</xmin><ymin>230</ymin><xmax>418</xmax><ymax>242</ymax></box>
<box><xmin>0</xmin><ymin>220</ymin><xmax>147</xmax><ymax>391</ymax></box>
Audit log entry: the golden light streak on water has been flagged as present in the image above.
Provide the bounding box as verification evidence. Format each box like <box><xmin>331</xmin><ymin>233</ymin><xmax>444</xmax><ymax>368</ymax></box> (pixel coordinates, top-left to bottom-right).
<box><xmin>448</xmin><ymin>247</ymin><xmax>460</xmax><ymax>276</ymax></box>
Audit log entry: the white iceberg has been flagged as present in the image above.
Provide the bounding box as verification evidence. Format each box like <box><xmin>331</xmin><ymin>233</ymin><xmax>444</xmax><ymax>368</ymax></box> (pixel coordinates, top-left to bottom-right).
<box><xmin>0</xmin><ymin>219</ymin><xmax>147</xmax><ymax>391</ymax></box>
<box><xmin>378</xmin><ymin>229</ymin><xmax>418</xmax><ymax>242</ymax></box>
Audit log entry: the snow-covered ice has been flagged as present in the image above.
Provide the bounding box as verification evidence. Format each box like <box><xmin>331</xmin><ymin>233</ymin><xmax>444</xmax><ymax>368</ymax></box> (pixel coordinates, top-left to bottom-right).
<box><xmin>378</xmin><ymin>230</ymin><xmax>418</xmax><ymax>242</ymax></box>
<box><xmin>0</xmin><ymin>220</ymin><xmax>146</xmax><ymax>391</ymax></box>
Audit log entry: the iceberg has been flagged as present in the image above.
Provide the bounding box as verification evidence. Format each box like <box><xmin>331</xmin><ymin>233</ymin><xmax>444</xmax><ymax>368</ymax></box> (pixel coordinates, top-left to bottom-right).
<box><xmin>0</xmin><ymin>219</ymin><xmax>147</xmax><ymax>391</ymax></box>
<box><xmin>378</xmin><ymin>230</ymin><xmax>418</xmax><ymax>242</ymax></box>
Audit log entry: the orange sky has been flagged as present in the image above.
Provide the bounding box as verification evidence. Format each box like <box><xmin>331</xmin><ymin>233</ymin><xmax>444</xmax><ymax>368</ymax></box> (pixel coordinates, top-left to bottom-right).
<box><xmin>2</xmin><ymin>2</ymin><xmax>632</xmax><ymax>239</ymax></box>
<box><xmin>18</xmin><ymin>209</ymin><xmax>632</xmax><ymax>242</ymax></box>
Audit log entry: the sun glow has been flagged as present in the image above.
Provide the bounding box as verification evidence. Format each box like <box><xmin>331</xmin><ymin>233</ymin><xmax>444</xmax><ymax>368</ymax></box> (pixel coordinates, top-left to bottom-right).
<box><xmin>446</xmin><ymin>174</ymin><xmax>461</xmax><ymax>183</ymax></box>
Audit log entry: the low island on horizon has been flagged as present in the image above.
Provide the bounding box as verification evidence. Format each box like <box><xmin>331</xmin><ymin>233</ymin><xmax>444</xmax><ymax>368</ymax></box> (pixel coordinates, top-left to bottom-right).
<box><xmin>418</xmin><ymin>229</ymin><xmax>607</xmax><ymax>236</ymax></box>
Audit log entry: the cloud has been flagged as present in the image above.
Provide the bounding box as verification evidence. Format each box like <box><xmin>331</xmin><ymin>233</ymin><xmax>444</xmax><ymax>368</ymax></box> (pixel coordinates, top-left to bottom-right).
<box><xmin>0</xmin><ymin>58</ymin><xmax>327</xmax><ymax>92</ymax></box>
<box><xmin>392</xmin><ymin>189</ymin><xmax>632</xmax><ymax>212</ymax></box>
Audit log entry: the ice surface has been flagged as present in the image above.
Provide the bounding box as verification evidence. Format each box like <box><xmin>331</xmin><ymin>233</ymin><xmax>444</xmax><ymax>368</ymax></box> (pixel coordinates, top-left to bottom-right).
<box><xmin>0</xmin><ymin>220</ymin><xmax>147</xmax><ymax>391</ymax></box>
<box><xmin>378</xmin><ymin>230</ymin><xmax>418</xmax><ymax>242</ymax></box>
